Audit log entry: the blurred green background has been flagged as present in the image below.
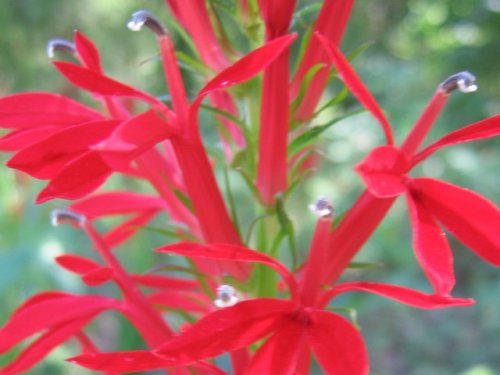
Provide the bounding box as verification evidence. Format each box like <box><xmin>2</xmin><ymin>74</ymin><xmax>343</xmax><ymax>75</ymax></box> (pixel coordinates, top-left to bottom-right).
<box><xmin>0</xmin><ymin>1</ymin><xmax>499</xmax><ymax>374</ymax></box>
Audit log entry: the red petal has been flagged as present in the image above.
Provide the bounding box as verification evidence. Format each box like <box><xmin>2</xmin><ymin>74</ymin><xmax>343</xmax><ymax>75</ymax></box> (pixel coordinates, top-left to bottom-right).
<box><xmin>258</xmin><ymin>0</ymin><xmax>296</xmax><ymax>38</ymax></box>
<box><xmin>67</xmin><ymin>350</ymin><xmax>176</xmax><ymax>372</ymax></box>
<box><xmin>11</xmin><ymin>292</ymin><xmax>72</xmax><ymax>318</ymax></box>
<box><xmin>82</xmin><ymin>267</ymin><xmax>114</xmax><ymax>286</ymax></box>
<box><xmin>35</xmin><ymin>151</ymin><xmax>112</xmax><ymax>203</ymax></box>
<box><xmin>412</xmin><ymin>115</ymin><xmax>500</xmax><ymax>166</ymax></box>
<box><xmin>103</xmin><ymin>211</ymin><xmax>158</xmax><ymax>248</ymax></box>
<box><xmin>199</xmin><ymin>33</ymin><xmax>296</xmax><ymax>94</ymax></box>
<box><xmin>74</xmin><ymin>30</ymin><xmax>102</xmax><ymax>72</ymax></box>
<box><xmin>291</xmin><ymin>0</ymin><xmax>354</xmax><ymax>119</ymax></box>
<box><xmin>256</xmin><ymin>48</ymin><xmax>290</xmax><ymax>205</ymax></box>
<box><xmin>131</xmin><ymin>274</ymin><xmax>198</xmax><ymax>290</ymax></box>
<box><xmin>7</xmin><ymin>119</ymin><xmax>119</xmax><ymax>179</ymax></box>
<box><xmin>70</xmin><ymin>191</ymin><xmax>165</xmax><ymax>218</ymax></box>
<box><xmin>243</xmin><ymin>320</ymin><xmax>304</xmax><ymax>375</ymax></box>
<box><xmin>1</xmin><ymin>317</ymin><xmax>95</xmax><ymax>374</ymax></box>
<box><xmin>410</xmin><ymin>177</ymin><xmax>500</xmax><ymax>265</ymax></box>
<box><xmin>155</xmin><ymin>299</ymin><xmax>295</xmax><ymax>363</ymax></box>
<box><xmin>406</xmin><ymin>193</ymin><xmax>455</xmax><ymax>295</ymax></box>
<box><xmin>193</xmin><ymin>34</ymin><xmax>296</xmax><ymax>111</ymax></box>
<box><xmin>55</xmin><ymin>254</ymin><xmax>102</xmax><ymax>274</ymax></box>
<box><xmin>148</xmin><ymin>291</ymin><xmax>208</xmax><ymax>313</ymax></box>
<box><xmin>327</xmin><ymin>281</ymin><xmax>474</xmax><ymax>309</ymax></box>
<box><xmin>165</xmin><ymin>0</ymin><xmax>228</xmax><ymax>70</ymax></box>
<box><xmin>53</xmin><ymin>61</ymin><xmax>159</xmax><ymax>105</ymax></box>
<box><xmin>156</xmin><ymin>242</ymin><xmax>298</xmax><ymax>300</ymax></box>
<box><xmin>354</xmin><ymin>145</ymin><xmax>409</xmax><ymax>198</ymax></box>
<box><xmin>94</xmin><ymin>109</ymin><xmax>176</xmax><ymax>164</ymax></box>
<box><xmin>307</xmin><ymin>310</ymin><xmax>369</xmax><ymax>375</ymax></box>
<box><xmin>0</xmin><ymin>294</ymin><xmax>121</xmax><ymax>353</ymax></box>
<box><xmin>316</xmin><ymin>32</ymin><xmax>394</xmax><ymax>145</ymax></box>
<box><xmin>0</xmin><ymin>126</ymin><xmax>59</xmax><ymax>151</ymax></box>
<box><xmin>0</xmin><ymin>93</ymin><xmax>103</xmax><ymax>128</ymax></box>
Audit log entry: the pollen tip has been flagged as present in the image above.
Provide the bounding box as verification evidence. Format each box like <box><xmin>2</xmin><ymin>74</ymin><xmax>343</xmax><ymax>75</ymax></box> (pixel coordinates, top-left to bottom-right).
<box><xmin>214</xmin><ymin>284</ymin><xmax>239</xmax><ymax>308</ymax></box>
<box><xmin>46</xmin><ymin>38</ymin><xmax>76</xmax><ymax>59</ymax></box>
<box><xmin>50</xmin><ymin>208</ymin><xmax>86</xmax><ymax>228</ymax></box>
<box><xmin>309</xmin><ymin>196</ymin><xmax>333</xmax><ymax>218</ymax></box>
<box><xmin>439</xmin><ymin>71</ymin><xmax>478</xmax><ymax>95</ymax></box>
<box><xmin>127</xmin><ymin>9</ymin><xmax>166</xmax><ymax>37</ymax></box>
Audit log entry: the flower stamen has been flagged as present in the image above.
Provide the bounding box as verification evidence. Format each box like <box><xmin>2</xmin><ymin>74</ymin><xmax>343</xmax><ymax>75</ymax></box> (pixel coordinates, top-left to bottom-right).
<box><xmin>214</xmin><ymin>285</ymin><xmax>239</xmax><ymax>308</ymax></box>
<box><xmin>127</xmin><ymin>10</ymin><xmax>167</xmax><ymax>37</ymax></box>
<box><xmin>309</xmin><ymin>197</ymin><xmax>334</xmax><ymax>218</ymax></box>
<box><xmin>46</xmin><ymin>38</ymin><xmax>76</xmax><ymax>59</ymax></box>
<box><xmin>50</xmin><ymin>208</ymin><xmax>86</xmax><ymax>227</ymax></box>
<box><xmin>440</xmin><ymin>71</ymin><xmax>478</xmax><ymax>94</ymax></box>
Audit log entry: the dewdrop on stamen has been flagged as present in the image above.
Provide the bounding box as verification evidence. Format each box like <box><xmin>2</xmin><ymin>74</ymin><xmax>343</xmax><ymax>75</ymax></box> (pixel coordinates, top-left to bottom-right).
<box><xmin>214</xmin><ymin>285</ymin><xmax>239</xmax><ymax>308</ymax></box>
<box><xmin>309</xmin><ymin>197</ymin><xmax>333</xmax><ymax>218</ymax></box>
<box><xmin>440</xmin><ymin>71</ymin><xmax>478</xmax><ymax>94</ymax></box>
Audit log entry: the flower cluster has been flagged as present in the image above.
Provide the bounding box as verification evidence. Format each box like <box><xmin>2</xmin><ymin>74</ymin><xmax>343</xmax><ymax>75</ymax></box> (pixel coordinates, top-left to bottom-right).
<box><xmin>0</xmin><ymin>1</ymin><xmax>499</xmax><ymax>374</ymax></box>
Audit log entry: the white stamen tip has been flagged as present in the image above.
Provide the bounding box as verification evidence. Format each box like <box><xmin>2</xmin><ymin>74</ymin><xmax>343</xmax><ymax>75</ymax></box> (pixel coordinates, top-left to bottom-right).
<box><xmin>127</xmin><ymin>10</ymin><xmax>166</xmax><ymax>36</ymax></box>
<box><xmin>214</xmin><ymin>285</ymin><xmax>239</xmax><ymax>308</ymax></box>
<box><xmin>440</xmin><ymin>71</ymin><xmax>478</xmax><ymax>94</ymax></box>
<box><xmin>50</xmin><ymin>208</ymin><xmax>86</xmax><ymax>227</ymax></box>
<box><xmin>309</xmin><ymin>197</ymin><xmax>333</xmax><ymax>218</ymax></box>
<box><xmin>46</xmin><ymin>38</ymin><xmax>75</xmax><ymax>59</ymax></box>
<box><xmin>457</xmin><ymin>79</ymin><xmax>478</xmax><ymax>93</ymax></box>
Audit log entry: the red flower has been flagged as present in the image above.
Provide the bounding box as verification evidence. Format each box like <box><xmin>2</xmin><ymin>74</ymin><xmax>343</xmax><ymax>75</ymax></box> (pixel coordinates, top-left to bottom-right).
<box><xmin>316</xmin><ymin>34</ymin><xmax>500</xmax><ymax>290</ymax></box>
<box><xmin>69</xmin><ymin>216</ymin><xmax>471</xmax><ymax>374</ymax></box>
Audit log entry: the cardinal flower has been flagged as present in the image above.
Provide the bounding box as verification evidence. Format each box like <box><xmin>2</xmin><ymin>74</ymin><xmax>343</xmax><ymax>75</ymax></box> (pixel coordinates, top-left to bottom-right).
<box><xmin>316</xmin><ymin>34</ymin><xmax>500</xmax><ymax>291</ymax></box>
<box><xmin>69</xmin><ymin>199</ymin><xmax>472</xmax><ymax>374</ymax></box>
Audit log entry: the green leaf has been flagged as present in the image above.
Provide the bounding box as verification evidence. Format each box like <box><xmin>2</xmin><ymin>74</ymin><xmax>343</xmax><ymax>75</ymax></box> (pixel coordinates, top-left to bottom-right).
<box><xmin>347</xmin><ymin>261</ymin><xmax>384</xmax><ymax>269</ymax></box>
<box><xmin>290</xmin><ymin>62</ymin><xmax>326</xmax><ymax>118</ymax></box>
<box><xmin>289</xmin><ymin>110</ymin><xmax>363</xmax><ymax>156</ymax></box>
<box><xmin>199</xmin><ymin>103</ymin><xmax>247</xmax><ymax>129</ymax></box>
<box><xmin>275</xmin><ymin>195</ymin><xmax>297</xmax><ymax>268</ymax></box>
